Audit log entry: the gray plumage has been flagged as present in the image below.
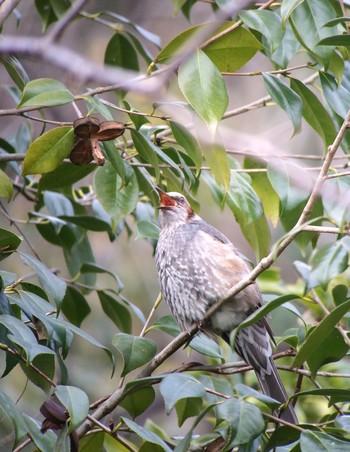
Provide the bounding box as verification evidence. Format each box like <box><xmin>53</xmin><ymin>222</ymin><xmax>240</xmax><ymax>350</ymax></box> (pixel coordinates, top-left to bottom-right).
<box><xmin>155</xmin><ymin>190</ymin><xmax>297</xmax><ymax>424</ymax></box>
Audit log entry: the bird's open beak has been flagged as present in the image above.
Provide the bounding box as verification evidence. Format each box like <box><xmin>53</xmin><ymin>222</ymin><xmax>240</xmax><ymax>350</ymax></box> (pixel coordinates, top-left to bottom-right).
<box><xmin>156</xmin><ymin>188</ymin><xmax>177</xmax><ymax>208</ymax></box>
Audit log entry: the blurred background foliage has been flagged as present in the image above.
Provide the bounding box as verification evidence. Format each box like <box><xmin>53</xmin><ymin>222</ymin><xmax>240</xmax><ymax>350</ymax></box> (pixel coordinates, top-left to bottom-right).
<box><xmin>1</xmin><ymin>0</ymin><xmax>350</xmax><ymax>450</ymax></box>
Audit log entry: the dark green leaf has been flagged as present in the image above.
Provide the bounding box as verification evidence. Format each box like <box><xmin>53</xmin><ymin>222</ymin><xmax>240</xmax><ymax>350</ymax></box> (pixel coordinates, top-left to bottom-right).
<box><xmin>290</xmin><ymin>78</ymin><xmax>336</xmax><ymax>146</ymax></box>
<box><xmin>0</xmin><ymin>55</ymin><xmax>30</xmax><ymax>90</ymax></box>
<box><xmin>130</xmin><ymin>129</ymin><xmax>160</xmax><ymax>181</ymax></box>
<box><xmin>170</xmin><ymin>121</ymin><xmax>202</xmax><ymax>173</ymax></box>
<box><xmin>217</xmin><ymin>398</ymin><xmax>265</xmax><ymax>446</ymax></box>
<box><xmin>319</xmin><ymin>72</ymin><xmax>350</xmax><ymax>119</ymax></box>
<box><xmin>94</xmin><ymin>161</ymin><xmax>139</xmax><ymax>231</ymax></box>
<box><xmin>293</xmin><ymin>299</ymin><xmax>350</xmax><ymax>374</ymax></box>
<box><xmin>102</xmin><ymin>140</ymin><xmax>134</xmax><ymax>184</ymax></box>
<box><xmin>149</xmin><ymin>315</ymin><xmax>181</xmax><ymax>336</ymax></box>
<box><xmin>236</xmin><ymin>383</ymin><xmax>281</xmax><ymax>410</ymax></box>
<box><xmin>290</xmin><ymin>0</ymin><xmax>338</xmax><ymax>67</ymax></box>
<box><xmin>300</xmin><ymin>430</ymin><xmax>350</xmax><ymax>451</ymax></box>
<box><xmin>0</xmin><ymin>314</ymin><xmax>55</xmax><ymax>363</ymax></box>
<box><xmin>239</xmin><ymin>10</ymin><xmax>283</xmax><ymax>52</ymax></box>
<box><xmin>175</xmin><ymin>397</ymin><xmax>203</xmax><ymax>427</ymax></box>
<box><xmin>63</xmin><ymin>233</ymin><xmax>96</xmax><ymax>289</ymax></box>
<box><xmin>120</xmin><ymin>386</ymin><xmax>155</xmax><ymax>419</ymax></box>
<box><xmin>105</xmin><ymin>33</ymin><xmax>139</xmax><ymax>70</ymax></box>
<box><xmin>307</xmin><ymin>328</ymin><xmax>348</xmax><ymax>378</ymax></box>
<box><xmin>22</xmin><ymin>127</ymin><xmax>74</xmax><ymax>176</ymax></box>
<box><xmin>112</xmin><ymin>333</ymin><xmax>157</xmax><ymax>376</ymax></box>
<box><xmin>263</xmin><ymin>73</ymin><xmax>302</xmax><ymax>134</ymax></box>
<box><xmin>98</xmin><ymin>291</ymin><xmax>131</xmax><ymax>333</ymax></box>
<box><xmin>189</xmin><ymin>334</ymin><xmax>223</xmax><ymax>359</ymax></box>
<box><xmin>266</xmin><ymin>425</ymin><xmax>301</xmax><ymax>450</ymax></box>
<box><xmin>54</xmin><ymin>385</ymin><xmax>89</xmax><ymax>432</ymax></box>
<box><xmin>319</xmin><ymin>35</ymin><xmax>350</xmax><ymax>46</ymax></box>
<box><xmin>61</xmin><ymin>286</ymin><xmax>91</xmax><ymax>327</ymax></box>
<box><xmin>20</xmin><ymin>353</ymin><xmax>55</xmax><ymax>393</ymax></box>
<box><xmin>178</xmin><ymin>49</ymin><xmax>228</xmax><ymax>128</ymax></box>
<box><xmin>19</xmin><ymin>251</ymin><xmax>67</xmax><ymax>307</ymax></box>
<box><xmin>80</xmin><ymin>263</ymin><xmax>123</xmax><ymax>288</ymax></box>
<box><xmin>18</xmin><ymin>78</ymin><xmax>73</xmax><ymax>108</ymax></box>
<box><xmin>0</xmin><ymin>390</ymin><xmax>27</xmax><ymax>444</ymax></box>
<box><xmin>159</xmin><ymin>373</ymin><xmax>205</xmax><ymax>412</ymax></box>
<box><xmin>59</xmin><ymin>215</ymin><xmax>112</xmax><ymax>232</ymax></box>
<box><xmin>0</xmin><ymin>228</ymin><xmax>21</xmax><ymax>262</ymax></box>
<box><xmin>39</xmin><ymin>163</ymin><xmax>95</xmax><ymax>190</ymax></box>
<box><xmin>23</xmin><ymin>414</ymin><xmax>57</xmax><ymax>451</ymax></box>
<box><xmin>121</xmin><ymin>417</ymin><xmax>172</xmax><ymax>452</ymax></box>
<box><xmin>228</xmin><ymin>171</ymin><xmax>264</xmax><ymax>223</ymax></box>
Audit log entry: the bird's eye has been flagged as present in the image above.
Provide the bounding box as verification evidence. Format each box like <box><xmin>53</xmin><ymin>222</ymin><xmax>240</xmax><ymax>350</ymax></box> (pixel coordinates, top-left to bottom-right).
<box><xmin>177</xmin><ymin>196</ymin><xmax>186</xmax><ymax>204</ymax></box>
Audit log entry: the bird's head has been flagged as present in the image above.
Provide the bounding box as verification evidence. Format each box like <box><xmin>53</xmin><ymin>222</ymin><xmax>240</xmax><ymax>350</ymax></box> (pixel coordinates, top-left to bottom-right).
<box><xmin>156</xmin><ymin>189</ymin><xmax>194</xmax><ymax>228</ymax></box>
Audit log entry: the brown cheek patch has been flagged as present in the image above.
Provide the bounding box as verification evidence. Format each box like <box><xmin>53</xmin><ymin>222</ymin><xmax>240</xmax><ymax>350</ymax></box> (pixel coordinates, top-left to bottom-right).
<box><xmin>160</xmin><ymin>194</ymin><xmax>177</xmax><ymax>207</ymax></box>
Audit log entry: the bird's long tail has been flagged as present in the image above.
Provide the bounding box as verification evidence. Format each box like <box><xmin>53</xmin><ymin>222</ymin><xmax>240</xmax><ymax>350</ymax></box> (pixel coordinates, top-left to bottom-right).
<box><xmin>233</xmin><ymin>323</ymin><xmax>298</xmax><ymax>424</ymax></box>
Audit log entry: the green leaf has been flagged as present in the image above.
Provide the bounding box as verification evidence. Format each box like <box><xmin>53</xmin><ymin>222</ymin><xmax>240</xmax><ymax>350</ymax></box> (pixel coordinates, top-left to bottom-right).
<box><xmin>217</xmin><ymin>398</ymin><xmax>265</xmax><ymax>446</ymax></box>
<box><xmin>228</xmin><ymin>171</ymin><xmax>264</xmax><ymax>224</ymax></box>
<box><xmin>0</xmin><ymin>170</ymin><xmax>13</xmax><ymax>201</ymax></box>
<box><xmin>203</xmin><ymin>25</ymin><xmax>263</xmax><ymax>73</ymax></box>
<box><xmin>159</xmin><ymin>374</ymin><xmax>206</xmax><ymax>412</ymax></box>
<box><xmin>22</xmin><ymin>127</ymin><xmax>74</xmax><ymax>176</ymax></box>
<box><xmin>293</xmin><ymin>299</ymin><xmax>350</xmax><ymax>374</ymax></box>
<box><xmin>61</xmin><ymin>286</ymin><xmax>91</xmax><ymax>327</ymax></box>
<box><xmin>178</xmin><ymin>49</ymin><xmax>228</xmax><ymax>128</ymax></box>
<box><xmin>94</xmin><ymin>161</ymin><xmax>139</xmax><ymax>231</ymax></box>
<box><xmin>102</xmin><ymin>140</ymin><xmax>134</xmax><ymax>184</ymax></box>
<box><xmin>19</xmin><ymin>251</ymin><xmax>67</xmax><ymax>307</ymax></box>
<box><xmin>120</xmin><ymin>386</ymin><xmax>155</xmax><ymax>419</ymax></box>
<box><xmin>54</xmin><ymin>385</ymin><xmax>89</xmax><ymax>432</ymax></box>
<box><xmin>121</xmin><ymin>417</ymin><xmax>172</xmax><ymax>452</ymax></box>
<box><xmin>130</xmin><ymin>129</ymin><xmax>160</xmax><ymax>181</ymax></box>
<box><xmin>300</xmin><ymin>430</ymin><xmax>350</xmax><ymax>451</ymax></box>
<box><xmin>136</xmin><ymin>220</ymin><xmax>160</xmax><ymax>240</ymax></box>
<box><xmin>39</xmin><ymin>163</ymin><xmax>95</xmax><ymax>190</ymax></box>
<box><xmin>280</xmin><ymin>0</ymin><xmax>305</xmax><ymax>24</ymax></box>
<box><xmin>235</xmin><ymin>384</ymin><xmax>281</xmax><ymax>410</ymax></box>
<box><xmin>23</xmin><ymin>414</ymin><xmax>57</xmax><ymax>451</ymax></box>
<box><xmin>156</xmin><ymin>22</ymin><xmax>262</xmax><ymax>72</ymax></box>
<box><xmin>320</xmin><ymin>71</ymin><xmax>350</xmax><ymax>119</ymax></box>
<box><xmin>0</xmin><ymin>314</ymin><xmax>55</xmax><ymax>363</ymax></box>
<box><xmin>18</xmin><ymin>78</ymin><xmax>73</xmax><ymax>108</ymax></box>
<box><xmin>243</xmin><ymin>158</ymin><xmax>279</xmax><ymax>227</ymax></box>
<box><xmin>149</xmin><ymin>315</ymin><xmax>181</xmax><ymax>336</ymax></box>
<box><xmin>175</xmin><ymin>397</ymin><xmax>202</xmax><ymax>427</ymax></box>
<box><xmin>59</xmin><ymin>215</ymin><xmax>112</xmax><ymax>232</ymax></box>
<box><xmin>318</xmin><ymin>35</ymin><xmax>350</xmax><ymax>46</ymax></box>
<box><xmin>290</xmin><ymin>78</ymin><xmax>337</xmax><ymax>146</ymax></box>
<box><xmin>263</xmin><ymin>73</ymin><xmax>302</xmax><ymax>135</ymax></box>
<box><xmin>189</xmin><ymin>334</ymin><xmax>223</xmax><ymax>359</ymax></box>
<box><xmin>239</xmin><ymin>10</ymin><xmax>283</xmax><ymax>53</ymax></box>
<box><xmin>80</xmin><ymin>263</ymin><xmax>123</xmax><ymax>288</ymax></box>
<box><xmin>0</xmin><ymin>55</ymin><xmax>30</xmax><ymax>90</ymax></box>
<box><xmin>267</xmin><ymin>160</ymin><xmax>310</xmax><ymax>213</ymax></box>
<box><xmin>202</xmin><ymin>141</ymin><xmax>231</xmax><ymax>191</ymax></box>
<box><xmin>112</xmin><ymin>333</ymin><xmax>157</xmax><ymax>376</ymax></box>
<box><xmin>322</xmin><ymin>177</ymin><xmax>350</xmax><ymax>225</ymax></box>
<box><xmin>170</xmin><ymin>121</ymin><xmax>202</xmax><ymax>173</ymax></box>
<box><xmin>0</xmin><ymin>228</ymin><xmax>21</xmax><ymax>262</ymax></box>
<box><xmin>0</xmin><ymin>390</ymin><xmax>27</xmax><ymax>445</ymax></box>
<box><xmin>290</xmin><ymin>0</ymin><xmax>339</xmax><ymax>67</ymax></box>
<box><xmin>105</xmin><ymin>33</ymin><xmax>139</xmax><ymax>70</ymax></box>
<box><xmin>310</xmin><ymin>240</ymin><xmax>349</xmax><ymax>287</ymax></box>
<box><xmin>98</xmin><ymin>291</ymin><xmax>132</xmax><ymax>333</ymax></box>
<box><xmin>306</xmin><ymin>328</ymin><xmax>348</xmax><ymax>379</ymax></box>
<box><xmin>20</xmin><ymin>353</ymin><xmax>55</xmax><ymax>393</ymax></box>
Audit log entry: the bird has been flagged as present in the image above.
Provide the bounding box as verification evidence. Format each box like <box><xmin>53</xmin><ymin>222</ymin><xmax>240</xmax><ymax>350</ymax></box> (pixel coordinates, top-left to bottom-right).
<box><xmin>155</xmin><ymin>189</ymin><xmax>298</xmax><ymax>424</ymax></box>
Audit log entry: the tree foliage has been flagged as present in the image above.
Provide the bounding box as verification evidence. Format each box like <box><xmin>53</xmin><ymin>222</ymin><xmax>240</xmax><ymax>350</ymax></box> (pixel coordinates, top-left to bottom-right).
<box><xmin>1</xmin><ymin>0</ymin><xmax>350</xmax><ymax>450</ymax></box>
